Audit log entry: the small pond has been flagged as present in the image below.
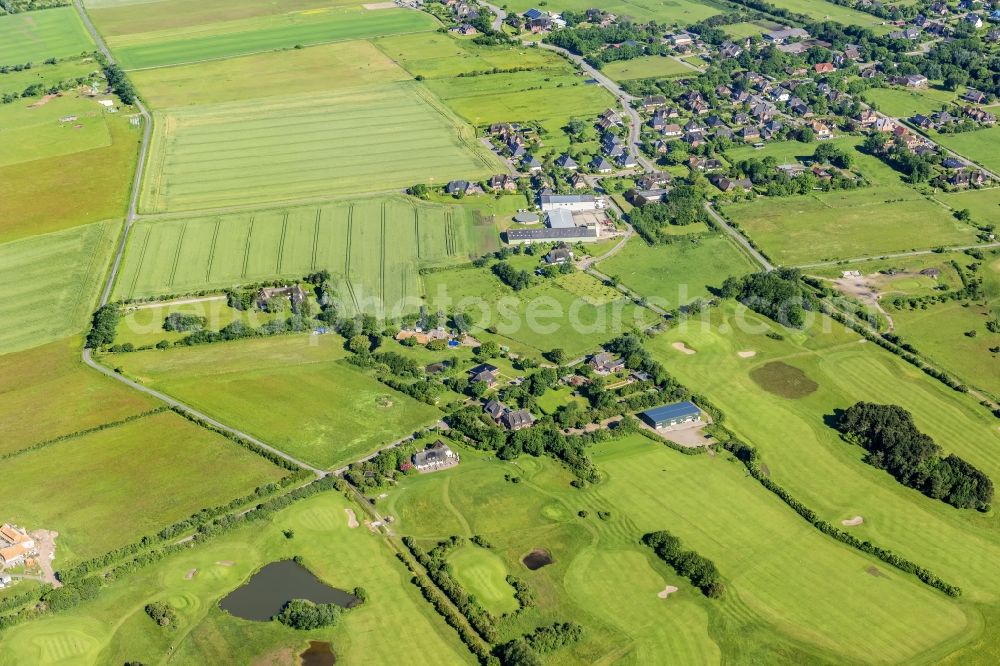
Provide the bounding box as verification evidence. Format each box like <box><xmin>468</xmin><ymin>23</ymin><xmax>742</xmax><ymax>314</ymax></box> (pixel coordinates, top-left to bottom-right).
<box><xmin>522</xmin><ymin>548</ymin><xmax>553</xmax><ymax>571</ymax></box>
<box><xmin>300</xmin><ymin>640</ymin><xmax>336</xmax><ymax>666</ymax></box>
<box><xmin>219</xmin><ymin>560</ymin><xmax>358</xmax><ymax>621</ymax></box>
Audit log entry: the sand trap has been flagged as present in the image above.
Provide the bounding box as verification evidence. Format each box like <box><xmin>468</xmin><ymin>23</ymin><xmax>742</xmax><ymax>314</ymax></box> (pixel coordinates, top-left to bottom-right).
<box><xmin>672</xmin><ymin>341</ymin><xmax>696</xmax><ymax>355</ymax></box>
<box><xmin>737</xmin><ymin>350</ymin><xmax>757</xmax><ymax>358</ymax></box>
<box><xmin>657</xmin><ymin>585</ymin><xmax>679</xmax><ymax>599</ymax></box>
<box><xmin>185</xmin><ymin>568</ymin><xmax>198</xmax><ymax>580</ymax></box>
<box><xmin>345</xmin><ymin>508</ymin><xmax>359</xmax><ymax>529</ymax></box>
<box><xmin>216</xmin><ymin>560</ymin><xmax>235</xmax><ymax>566</ymax></box>
<box><xmin>841</xmin><ymin>516</ymin><xmax>864</xmax><ymax>526</ymax></box>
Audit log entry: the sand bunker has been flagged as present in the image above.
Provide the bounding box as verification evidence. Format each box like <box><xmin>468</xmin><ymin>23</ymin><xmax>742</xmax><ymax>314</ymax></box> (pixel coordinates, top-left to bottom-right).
<box><xmin>737</xmin><ymin>350</ymin><xmax>757</xmax><ymax>358</ymax></box>
<box><xmin>841</xmin><ymin>516</ymin><xmax>864</xmax><ymax>527</ymax></box>
<box><xmin>657</xmin><ymin>585</ymin><xmax>679</xmax><ymax>599</ymax></box>
<box><xmin>345</xmin><ymin>508</ymin><xmax>359</xmax><ymax>529</ymax></box>
<box><xmin>672</xmin><ymin>341</ymin><xmax>696</xmax><ymax>355</ymax></box>
<box><xmin>185</xmin><ymin>569</ymin><xmax>198</xmax><ymax>580</ymax></box>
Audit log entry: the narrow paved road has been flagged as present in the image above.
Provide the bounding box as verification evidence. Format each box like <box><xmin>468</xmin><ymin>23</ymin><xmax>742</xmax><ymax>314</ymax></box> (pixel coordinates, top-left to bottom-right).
<box><xmin>82</xmin><ymin>349</ymin><xmax>325</xmax><ymax>475</ymax></box>
<box><xmin>795</xmin><ymin>241</ymin><xmax>1000</xmax><ymax>269</ymax></box>
<box><xmin>703</xmin><ymin>202</ymin><xmax>774</xmax><ymax>271</ymax></box>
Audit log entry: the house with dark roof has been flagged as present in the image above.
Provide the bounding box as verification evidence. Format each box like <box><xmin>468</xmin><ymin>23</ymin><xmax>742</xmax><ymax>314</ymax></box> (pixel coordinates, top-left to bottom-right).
<box><xmin>545</xmin><ymin>243</ymin><xmax>574</xmax><ymax>264</ymax></box>
<box><xmin>589</xmin><ymin>351</ymin><xmax>624</xmax><ymax>375</ymax></box>
<box><xmin>501</xmin><ymin>409</ymin><xmax>535</xmax><ymax>431</ymax></box>
<box><xmin>555</xmin><ymin>154</ymin><xmax>578</xmax><ymax>170</ymax></box>
<box><xmin>446</xmin><ymin>180</ymin><xmax>483</xmax><ymax>196</ymax></box>
<box><xmin>469</xmin><ymin>363</ymin><xmax>500</xmax><ymax>387</ymax></box>
<box><xmin>412</xmin><ymin>441</ymin><xmax>459</xmax><ymax>472</ymax></box>
<box><xmin>710</xmin><ymin>174</ymin><xmax>753</xmax><ymax>193</ymax></box>
<box><xmin>484</xmin><ymin>398</ymin><xmax>507</xmax><ymax>421</ymax></box>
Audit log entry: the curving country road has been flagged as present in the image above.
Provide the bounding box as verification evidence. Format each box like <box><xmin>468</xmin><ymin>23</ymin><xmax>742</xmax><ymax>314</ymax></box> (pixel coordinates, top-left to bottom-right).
<box><xmin>703</xmin><ymin>202</ymin><xmax>774</xmax><ymax>271</ymax></box>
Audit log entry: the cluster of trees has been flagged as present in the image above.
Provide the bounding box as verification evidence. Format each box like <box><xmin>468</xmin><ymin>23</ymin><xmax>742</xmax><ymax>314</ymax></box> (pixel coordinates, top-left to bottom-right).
<box><xmin>813</xmin><ymin>142</ymin><xmax>853</xmax><ymax>169</ymax></box>
<box><xmin>627</xmin><ymin>186</ymin><xmax>705</xmax><ymax>244</ymax></box>
<box><xmin>837</xmin><ymin>402</ymin><xmax>993</xmax><ymax>510</ymax></box>
<box><xmin>505</xmin><ymin>575</ymin><xmax>536</xmax><ymax>612</ymax></box>
<box><xmin>861</xmin><ymin>133</ymin><xmax>937</xmax><ymax>184</ymax></box>
<box><xmin>492</xmin><ymin>261</ymin><xmax>533</xmax><ymax>291</ymax></box>
<box><xmin>495</xmin><ymin>622</ymin><xmax>584</xmax><ymax>666</ymax></box>
<box><xmin>404</xmin><ymin>536</ymin><xmax>499</xmax><ymax>642</ymax></box>
<box><xmin>642</xmin><ymin>531</ymin><xmax>725</xmax><ymax>598</ymax></box>
<box><xmin>728</xmin><ymin>156</ymin><xmax>862</xmax><ymax>196</ymax></box>
<box><xmin>144</xmin><ymin>601</ymin><xmax>177</xmax><ymax>627</ymax></box>
<box><xmin>162</xmin><ymin>312</ymin><xmax>205</xmax><ymax>333</ymax></box>
<box><xmin>0</xmin><ymin>0</ymin><xmax>69</xmax><ymax>13</ymax></box>
<box><xmin>276</xmin><ymin>599</ymin><xmax>342</xmax><ymax>629</ymax></box>
<box><xmin>86</xmin><ymin>303</ymin><xmax>120</xmax><ymax>348</ymax></box>
<box><xmin>96</xmin><ymin>55</ymin><xmax>137</xmax><ymax>105</ymax></box>
<box><xmin>720</xmin><ymin>268</ymin><xmax>812</xmax><ymax>328</ymax></box>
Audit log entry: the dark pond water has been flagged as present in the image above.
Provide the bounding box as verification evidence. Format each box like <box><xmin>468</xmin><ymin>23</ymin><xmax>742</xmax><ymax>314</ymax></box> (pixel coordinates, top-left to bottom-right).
<box><xmin>522</xmin><ymin>548</ymin><xmax>553</xmax><ymax>571</ymax></box>
<box><xmin>300</xmin><ymin>640</ymin><xmax>336</xmax><ymax>666</ymax></box>
<box><xmin>219</xmin><ymin>560</ymin><xmax>358</xmax><ymax>621</ymax></box>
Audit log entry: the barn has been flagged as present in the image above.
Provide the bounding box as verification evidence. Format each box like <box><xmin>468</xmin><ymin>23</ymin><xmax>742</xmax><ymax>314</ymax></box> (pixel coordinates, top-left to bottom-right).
<box><xmin>640</xmin><ymin>401</ymin><xmax>702</xmax><ymax>429</ymax></box>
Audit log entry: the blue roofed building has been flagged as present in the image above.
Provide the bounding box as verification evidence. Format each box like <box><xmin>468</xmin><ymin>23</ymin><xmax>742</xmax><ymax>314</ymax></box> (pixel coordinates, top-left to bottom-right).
<box><xmin>639</xmin><ymin>401</ymin><xmax>702</xmax><ymax>429</ymax></box>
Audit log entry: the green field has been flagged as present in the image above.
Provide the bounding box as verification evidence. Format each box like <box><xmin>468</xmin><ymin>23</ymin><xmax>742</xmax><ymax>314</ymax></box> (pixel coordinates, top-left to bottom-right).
<box><xmin>937</xmin><ymin>188</ymin><xmax>1000</xmax><ymax>226</ymax></box>
<box><xmin>139</xmin><ymin>81</ymin><xmax>500</xmax><ymax>212</ymax></box>
<box><xmin>723</xmin><ymin>140</ymin><xmax>975</xmax><ymax>265</ymax></box>
<box><xmin>0</xmin><ymin>56</ymin><xmax>98</xmax><ymax>98</ymax></box>
<box><xmin>723</xmin><ymin>20</ymin><xmax>779</xmax><ymax>38</ymax></box>
<box><xmin>863</xmin><ymin>86</ymin><xmax>957</xmax><ymax>118</ymax></box>
<box><xmin>113</xmin><ymin>197</ymin><xmax>497</xmax><ymax>314</ymax></box>
<box><xmin>502</xmin><ymin>0</ymin><xmax>722</xmax><ymax>24</ymax></box>
<box><xmin>0</xmin><ymin>337</ymin><xmax>156</xmax><ymax>456</ymax></box>
<box><xmin>0</xmin><ymin>7</ymin><xmax>95</xmax><ymax>66</ymax></box>
<box><xmin>0</xmin><ymin>221</ymin><xmax>119</xmax><ymax>355</ymax></box>
<box><xmin>599</xmin><ymin>233</ymin><xmax>757</xmax><ymax>307</ymax></box>
<box><xmin>107</xmin><ymin>6</ymin><xmax>437</xmax><ymax>70</ymax></box>
<box><xmin>115</xmin><ymin>297</ymin><xmax>264</xmax><ymax>347</ymax></box>
<box><xmin>448</xmin><ymin>544</ymin><xmax>520</xmax><ymax>616</ymax></box>
<box><xmin>2</xmin><ymin>410</ymin><xmax>286</xmax><ymax>562</ymax></box>
<box><xmin>0</xmin><ymin>491</ymin><xmax>470</xmax><ymax>666</ymax></box>
<box><xmin>601</xmin><ymin>55</ymin><xmax>693</xmax><ymax>81</ymax></box>
<box><xmin>113</xmin><ymin>335</ymin><xmax>442</xmax><ymax>469</ymax></box>
<box><xmin>933</xmin><ymin>125</ymin><xmax>1000</xmax><ymax>175</ymax></box>
<box><xmin>762</xmin><ymin>0</ymin><xmax>892</xmax><ymax>32</ymax></box>
<box><xmin>131</xmin><ymin>39</ymin><xmax>410</xmax><ymax>108</ymax></box>
<box><xmin>0</xmin><ymin>111</ymin><xmax>142</xmax><ymax>242</ymax></box>
<box><xmin>423</xmin><ymin>267</ymin><xmax>655</xmax><ymax>357</ymax></box>
<box><xmin>647</xmin><ymin>304</ymin><xmax>1000</xmax><ymax>612</ymax></box>
<box><xmin>0</xmin><ymin>95</ymin><xmax>111</xmax><ymax>168</ymax></box>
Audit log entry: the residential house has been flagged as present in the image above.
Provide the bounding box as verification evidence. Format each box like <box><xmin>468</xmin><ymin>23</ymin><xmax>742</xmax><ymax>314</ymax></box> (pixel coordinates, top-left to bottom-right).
<box><xmin>570</xmin><ymin>172</ymin><xmax>588</xmax><ymax>189</ymax></box>
<box><xmin>763</xmin><ymin>27</ymin><xmax>809</xmax><ymax>44</ymax></box>
<box><xmin>589</xmin><ymin>351</ymin><xmax>625</xmax><ymax>375</ymax></box>
<box><xmin>545</xmin><ymin>244</ymin><xmax>574</xmax><ymax>264</ymax></box>
<box><xmin>814</xmin><ymin>62</ymin><xmax>835</xmax><ymax>74</ymax></box>
<box><xmin>963</xmin><ymin>89</ymin><xmax>988</xmax><ymax>104</ymax></box>
<box><xmin>661</xmin><ymin>123</ymin><xmax>682</xmax><ymax>137</ymax></box>
<box><xmin>900</xmin><ymin>73</ymin><xmax>928</xmax><ymax>88</ymax></box>
<box><xmin>710</xmin><ymin>174</ymin><xmax>753</xmax><ymax>193</ymax></box>
<box><xmin>637</xmin><ymin>172</ymin><xmax>671</xmax><ymax>190</ymax></box>
<box><xmin>555</xmin><ymin>153</ymin><xmax>578</xmax><ymax>170</ymax></box>
<box><xmin>590</xmin><ymin>155</ymin><xmax>613</xmax><ymax>173</ymax></box>
<box><xmin>640</xmin><ymin>95</ymin><xmax>667</xmax><ymax>110</ymax></box>
<box><xmin>627</xmin><ymin>188</ymin><xmax>669</xmax><ymax>205</ymax></box>
<box><xmin>776</xmin><ymin>163</ymin><xmax>807</xmax><ymax>178</ymax></box>
<box><xmin>484</xmin><ymin>398</ymin><xmax>507</xmax><ymax>421</ymax></box>
<box><xmin>889</xmin><ymin>27</ymin><xmax>921</xmax><ymax>40</ymax></box>
<box><xmin>811</xmin><ymin>120</ymin><xmax>833</xmax><ymax>139</ymax></box>
<box><xmin>964</xmin><ymin>106</ymin><xmax>996</xmax><ymax>124</ymax></box>
<box><xmin>964</xmin><ymin>13</ymin><xmax>983</xmax><ymax>29</ymax></box>
<box><xmin>412</xmin><ymin>441</ymin><xmax>459</xmax><ymax>472</ymax></box>
<box><xmin>501</xmin><ymin>409</ymin><xmax>535</xmax><ymax>431</ymax></box>
<box><xmin>257</xmin><ymin>285</ymin><xmax>307</xmax><ymax>309</ymax></box>
<box><xmin>469</xmin><ymin>363</ymin><xmax>500</xmax><ymax>387</ymax></box>
<box><xmin>488</xmin><ymin>174</ymin><xmax>517</xmax><ymax>192</ymax></box>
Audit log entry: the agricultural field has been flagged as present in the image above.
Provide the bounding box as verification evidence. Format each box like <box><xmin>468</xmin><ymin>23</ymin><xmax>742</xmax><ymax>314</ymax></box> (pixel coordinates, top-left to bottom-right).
<box><xmin>114</xmin><ymin>297</ymin><xmax>266</xmax><ymax>348</ymax></box>
<box><xmin>112</xmin><ymin>196</ymin><xmax>497</xmax><ymax>315</ymax></box>
<box><xmin>2</xmin><ymin>410</ymin><xmax>286</xmax><ymax>562</ymax></box>
<box><xmin>0</xmin><ymin>94</ymin><xmax>111</xmax><ymax>168</ymax></box>
<box><xmin>762</xmin><ymin>0</ymin><xmax>893</xmax><ymax>32</ymax></box>
<box><xmin>502</xmin><ymin>0</ymin><xmax>723</xmax><ymax>24</ymax></box>
<box><xmin>601</xmin><ymin>55</ymin><xmax>693</xmax><ymax>81</ymax></box>
<box><xmin>0</xmin><ymin>336</ymin><xmax>156</xmax><ymax>457</ymax></box>
<box><xmin>0</xmin><ymin>221</ymin><xmax>119</xmax><ymax>355</ymax></box>
<box><xmin>0</xmin><ymin>110</ymin><xmax>142</xmax><ymax>242</ymax></box>
<box><xmin>863</xmin><ymin>85</ymin><xmax>957</xmax><ymax>118</ymax></box>
<box><xmin>0</xmin><ymin>491</ymin><xmax>470</xmax><ymax>666</ymax></box>
<box><xmin>0</xmin><ymin>55</ymin><xmax>99</xmax><ymax>99</ymax></box>
<box><xmin>376</xmin><ymin>33</ymin><xmax>615</xmax><ymax>155</ymax></box>
<box><xmin>104</xmin><ymin>5</ymin><xmax>438</xmax><ymax>70</ymax></box>
<box><xmin>723</xmin><ymin>20</ymin><xmax>780</xmax><ymax>38</ymax></box>
<box><xmin>0</xmin><ymin>7</ymin><xmax>94</xmax><ymax>66</ymax></box>
<box><xmin>932</xmin><ymin>125</ymin><xmax>1000</xmax><ymax>175</ymax></box>
<box><xmin>722</xmin><ymin>140</ymin><xmax>976</xmax><ymax>265</ymax></box>
<box><xmin>600</xmin><ymin>233</ymin><xmax>757</xmax><ymax>307</ymax></box>
<box><xmin>647</xmin><ymin>304</ymin><xmax>1000</xmax><ymax>613</ymax></box>
<box><xmin>937</xmin><ymin>188</ymin><xmax>1000</xmax><ymax>226</ymax></box>
<box><xmin>423</xmin><ymin>267</ymin><xmax>654</xmax><ymax>357</ymax></box>
<box><xmin>139</xmin><ymin>81</ymin><xmax>500</xmax><ymax>212</ymax></box>
<box><xmin>384</xmin><ymin>436</ymin><xmax>974</xmax><ymax>663</ymax></box>
<box><xmin>112</xmin><ymin>335</ymin><xmax>442</xmax><ymax>469</ymax></box>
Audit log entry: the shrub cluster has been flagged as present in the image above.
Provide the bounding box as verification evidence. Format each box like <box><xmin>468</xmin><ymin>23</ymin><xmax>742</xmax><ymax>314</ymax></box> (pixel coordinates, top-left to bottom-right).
<box><xmin>144</xmin><ymin>601</ymin><xmax>177</xmax><ymax>626</ymax></box>
<box><xmin>276</xmin><ymin>599</ymin><xmax>341</xmax><ymax>629</ymax></box>
<box><xmin>642</xmin><ymin>531</ymin><xmax>725</xmax><ymax>598</ymax></box>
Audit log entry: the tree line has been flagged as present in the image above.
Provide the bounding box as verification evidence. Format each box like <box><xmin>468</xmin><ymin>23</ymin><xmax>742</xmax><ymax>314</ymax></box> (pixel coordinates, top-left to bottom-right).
<box><xmin>642</xmin><ymin>530</ymin><xmax>725</xmax><ymax>598</ymax></box>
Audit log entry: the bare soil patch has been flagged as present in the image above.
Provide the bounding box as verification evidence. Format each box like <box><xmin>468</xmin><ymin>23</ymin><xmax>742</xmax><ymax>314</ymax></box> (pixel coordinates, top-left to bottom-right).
<box><xmin>29</xmin><ymin>529</ymin><xmax>61</xmax><ymax>587</ymax></box>
<box><xmin>345</xmin><ymin>508</ymin><xmax>359</xmax><ymax>529</ymax></box>
<box><xmin>657</xmin><ymin>584</ymin><xmax>679</xmax><ymax>599</ymax></box>
<box><xmin>737</xmin><ymin>350</ymin><xmax>757</xmax><ymax>358</ymax></box>
<box><xmin>841</xmin><ymin>515</ymin><xmax>864</xmax><ymax>527</ymax></box>
<box><xmin>672</xmin><ymin>341</ymin><xmax>696</xmax><ymax>355</ymax></box>
<box><xmin>28</xmin><ymin>94</ymin><xmax>59</xmax><ymax>108</ymax></box>
<box><xmin>867</xmin><ymin>565</ymin><xmax>887</xmax><ymax>578</ymax></box>
<box><xmin>749</xmin><ymin>361</ymin><xmax>818</xmax><ymax>399</ymax></box>
<box><xmin>185</xmin><ymin>568</ymin><xmax>198</xmax><ymax>580</ymax></box>
<box><xmin>217</xmin><ymin>560</ymin><xmax>235</xmax><ymax>566</ymax></box>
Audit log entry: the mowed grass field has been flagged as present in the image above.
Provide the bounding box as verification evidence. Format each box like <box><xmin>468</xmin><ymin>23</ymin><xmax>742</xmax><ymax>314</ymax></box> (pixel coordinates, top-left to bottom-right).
<box><xmin>0</xmin><ymin>7</ymin><xmax>94</xmax><ymax>66</ymax></box>
<box><xmin>0</xmin><ymin>491</ymin><xmax>471</xmax><ymax>666</ymax></box>
<box><xmin>113</xmin><ymin>196</ymin><xmax>493</xmax><ymax>315</ymax></box>
<box><xmin>2</xmin><ymin>410</ymin><xmax>286</xmax><ymax>562</ymax></box>
<box><xmin>601</xmin><ymin>55</ymin><xmax>694</xmax><ymax>81</ymax></box>
<box><xmin>113</xmin><ymin>335</ymin><xmax>442</xmax><ymax>469</ymax></box>
<box><xmin>933</xmin><ymin>125</ymin><xmax>1000</xmax><ymax>175</ymax></box>
<box><xmin>140</xmin><ymin>80</ymin><xmax>500</xmax><ymax>212</ymax></box>
<box><xmin>648</xmin><ymin>304</ymin><xmax>1000</xmax><ymax>611</ymax></box>
<box><xmin>863</xmin><ymin>86</ymin><xmax>957</xmax><ymax>118</ymax></box>
<box><xmin>600</xmin><ymin>233</ymin><xmax>757</xmax><ymax>307</ymax></box>
<box><xmin>722</xmin><ymin>139</ymin><xmax>975</xmax><ymax>265</ymax></box>
<box><xmin>106</xmin><ymin>5</ymin><xmax>438</xmax><ymax>70</ymax></box>
<box><xmin>0</xmin><ymin>111</ymin><xmax>142</xmax><ymax>242</ymax></box>
<box><xmin>0</xmin><ymin>95</ymin><xmax>111</xmax><ymax>167</ymax></box>
<box><xmin>0</xmin><ymin>221</ymin><xmax>119</xmax><ymax>355</ymax></box>
<box><xmin>937</xmin><ymin>188</ymin><xmax>1000</xmax><ymax>226</ymax></box>
<box><xmin>385</xmin><ymin>438</ymin><xmax>972</xmax><ymax>663</ymax></box>
<box><xmin>0</xmin><ymin>337</ymin><xmax>156</xmax><ymax>457</ymax></box>
<box><xmin>502</xmin><ymin>0</ymin><xmax>722</xmax><ymax>23</ymax></box>
<box><xmin>0</xmin><ymin>56</ymin><xmax>98</xmax><ymax>98</ymax></box>
<box><xmin>762</xmin><ymin>0</ymin><xmax>892</xmax><ymax>32</ymax></box>
<box><xmin>448</xmin><ymin>544</ymin><xmax>520</xmax><ymax>616</ymax></box>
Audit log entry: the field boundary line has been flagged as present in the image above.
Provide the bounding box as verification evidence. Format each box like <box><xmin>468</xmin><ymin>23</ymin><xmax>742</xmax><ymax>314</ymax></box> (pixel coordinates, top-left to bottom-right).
<box><xmin>277</xmin><ymin>211</ymin><xmax>289</xmax><ymax>273</ymax></box>
<box><xmin>413</xmin><ymin>204</ymin><xmax>421</xmax><ymax>259</ymax></box>
<box><xmin>167</xmin><ymin>221</ymin><xmax>188</xmax><ymax>288</ymax></box>
<box><xmin>380</xmin><ymin>201</ymin><xmax>387</xmax><ymax>307</ymax></box>
<box><xmin>206</xmin><ymin>218</ymin><xmax>221</xmax><ymax>281</ymax></box>
<box><xmin>311</xmin><ymin>208</ymin><xmax>322</xmax><ymax>271</ymax></box>
<box><xmin>409</xmin><ymin>81</ymin><xmax>501</xmax><ymax>172</ymax></box>
<box><xmin>69</xmin><ymin>221</ymin><xmax>116</xmax><ymax>324</ymax></box>
<box><xmin>126</xmin><ymin>227</ymin><xmax>151</xmax><ymax>298</ymax></box>
<box><xmin>241</xmin><ymin>215</ymin><xmax>255</xmax><ymax>278</ymax></box>
<box><xmin>344</xmin><ymin>204</ymin><xmax>360</xmax><ymax>311</ymax></box>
